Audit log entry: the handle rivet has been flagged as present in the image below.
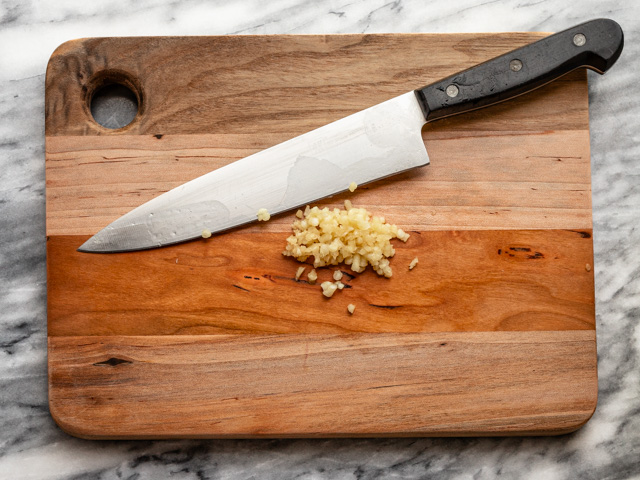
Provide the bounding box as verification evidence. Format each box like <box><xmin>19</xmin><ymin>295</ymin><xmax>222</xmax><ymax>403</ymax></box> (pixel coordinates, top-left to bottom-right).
<box><xmin>573</xmin><ymin>33</ymin><xmax>586</xmax><ymax>46</ymax></box>
<box><xmin>509</xmin><ymin>59</ymin><xmax>523</xmax><ymax>72</ymax></box>
<box><xmin>446</xmin><ymin>84</ymin><xmax>459</xmax><ymax>98</ymax></box>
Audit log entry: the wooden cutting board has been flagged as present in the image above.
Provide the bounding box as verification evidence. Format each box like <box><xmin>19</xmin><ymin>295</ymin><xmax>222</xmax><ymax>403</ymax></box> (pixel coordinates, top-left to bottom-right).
<box><xmin>45</xmin><ymin>33</ymin><xmax>596</xmax><ymax>439</ymax></box>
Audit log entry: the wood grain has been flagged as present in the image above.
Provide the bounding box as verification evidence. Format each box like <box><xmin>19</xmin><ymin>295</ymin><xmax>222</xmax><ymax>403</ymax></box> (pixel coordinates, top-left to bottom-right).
<box><xmin>45</xmin><ymin>34</ymin><xmax>591</xmax><ymax>236</ymax></box>
<box><xmin>47</xmin><ymin>229</ymin><xmax>594</xmax><ymax>336</ymax></box>
<box><xmin>45</xmin><ymin>128</ymin><xmax>591</xmax><ymax>235</ymax></box>
<box><xmin>45</xmin><ymin>33</ymin><xmax>596</xmax><ymax>437</ymax></box>
<box><xmin>48</xmin><ymin>331</ymin><xmax>597</xmax><ymax>439</ymax></box>
<box><xmin>45</xmin><ymin>34</ymin><xmax>587</xmax><ymax>137</ymax></box>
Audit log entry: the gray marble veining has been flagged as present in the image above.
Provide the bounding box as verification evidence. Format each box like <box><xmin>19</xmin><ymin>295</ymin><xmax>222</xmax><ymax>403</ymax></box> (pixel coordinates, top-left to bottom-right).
<box><xmin>1</xmin><ymin>0</ymin><xmax>638</xmax><ymax>478</ymax></box>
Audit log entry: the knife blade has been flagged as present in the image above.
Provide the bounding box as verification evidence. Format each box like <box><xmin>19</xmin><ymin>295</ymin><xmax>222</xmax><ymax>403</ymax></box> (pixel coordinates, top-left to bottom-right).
<box><xmin>79</xmin><ymin>18</ymin><xmax>623</xmax><ymax>253</ymax></box>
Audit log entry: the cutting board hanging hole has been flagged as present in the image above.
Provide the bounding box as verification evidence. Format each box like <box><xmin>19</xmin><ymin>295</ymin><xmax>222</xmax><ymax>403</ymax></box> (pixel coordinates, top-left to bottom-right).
<box><xmin>86</xmin><ymin>70</ymin><xmax>143</xmax><ymax>130</ymax></box>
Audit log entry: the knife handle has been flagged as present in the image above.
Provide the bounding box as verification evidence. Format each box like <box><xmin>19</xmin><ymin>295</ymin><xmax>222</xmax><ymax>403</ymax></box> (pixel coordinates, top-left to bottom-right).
<box><xmin>414</xmin><ymin>18</ymin><xmax>623</xmax><ymax>123</ymax></box>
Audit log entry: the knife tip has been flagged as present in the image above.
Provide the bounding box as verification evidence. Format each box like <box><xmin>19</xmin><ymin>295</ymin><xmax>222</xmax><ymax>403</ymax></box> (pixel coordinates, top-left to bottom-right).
<box><xmin>77</xmin><ymin>225</ymin><xmax>165</xmax><ymax>253</ymax></box>
<box><xmin>78</xmin><ymin>230</ymin><xmax>120</xmax><ymax>253</ymax></box>
<box><xmin>77</xmin><ymin>237</ymin><xmax>100</xmax><ymax>253</ymax></box>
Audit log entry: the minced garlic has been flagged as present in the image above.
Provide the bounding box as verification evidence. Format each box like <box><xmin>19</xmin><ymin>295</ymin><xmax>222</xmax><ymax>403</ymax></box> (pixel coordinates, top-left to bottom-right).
<box><xmin>348</xmin><ymin>182</ymin><xmax>357</xmax><ymax>192</ymax></box>
<box><xmin>295</xmin><ymin>266</ymin><xmax>306</xmax><ymax>280</ymax></box>
<box><xmin>282</xmin><ymin>204</ymin><xmax>409</xmax><ymax>278</ymax></box>
<box><xmin>307</xmin><ymin>269</ymin><xmax>317</xmax><ymax>284</ymax></box>
<box><xmin>333</xmin><ymin>270</ymin><xmax>343</xmax><ymax>281</ymax></box>
<box><xmin>201</xmin><ymin>229</ymin><xmax>212</xmax><ymax>238</ymax></box>
<box><xmin>347</xmin><ymin>304</ymin><xmax>356</xmax><ymax>314</ymax></box>
<box><xmin>296</xmin><ymin>209</ymin><xmax>304</xmax><ymax>219</ymax></box>
<box><xmin>257</xmin><ymin>208</ymin><xmax>270</xmax><ymax>221</ymax></box>
<box><xmin>397</xmin><ymin>229</ymin><xmax>409</xmax><ymax>242</ymax></box>
<box><xmin>321</xmin><ymin>281</ymin><xmax>338</xmax><ymax>298</ymax></box>
<box><xmin>409</xmin><ymin>257</ymin><xmax>419</xmax><ymax>270</ymax></box>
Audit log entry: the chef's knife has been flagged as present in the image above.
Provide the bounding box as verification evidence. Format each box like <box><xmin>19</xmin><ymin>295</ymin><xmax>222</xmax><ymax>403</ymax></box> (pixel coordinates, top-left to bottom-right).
<box><xmin>79</xmin><ymin>18</ymin><xmax>623</xmax><ymax>253</ymax></box>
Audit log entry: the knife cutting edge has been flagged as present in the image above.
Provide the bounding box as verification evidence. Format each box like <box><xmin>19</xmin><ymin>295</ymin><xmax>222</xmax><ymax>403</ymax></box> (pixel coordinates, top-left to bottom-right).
<box><xmin>78</xmin><ymin>18</ymin><xmax>623</xmax><ymax>253</ymax></box>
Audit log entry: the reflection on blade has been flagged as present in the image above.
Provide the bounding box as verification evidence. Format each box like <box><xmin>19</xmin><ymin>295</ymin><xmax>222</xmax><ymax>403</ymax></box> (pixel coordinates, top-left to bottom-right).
<box><xmin>78</xmin><ymin>92</ymin><xmax>428</xmax><ymax>253</ymax></box>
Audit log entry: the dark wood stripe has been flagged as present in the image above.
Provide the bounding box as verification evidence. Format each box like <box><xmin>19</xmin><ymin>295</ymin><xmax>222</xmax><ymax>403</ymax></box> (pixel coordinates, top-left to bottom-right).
<box><xmin>47</xmin><ymin>229</ymin><xmax>594</xmax><ymax>336</ymax></box>
<box><xmin>45</xmin><ymin>34</ymin><xmax>587</xmax><ymax>137</ymax></box>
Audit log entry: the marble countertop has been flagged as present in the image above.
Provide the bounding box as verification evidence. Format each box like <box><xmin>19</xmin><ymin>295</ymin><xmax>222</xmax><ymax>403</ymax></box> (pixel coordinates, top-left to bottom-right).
<box><xmin>1</xmin><ymin>0</ymin><xmax>638</xmax><ymax>478</ymax></box>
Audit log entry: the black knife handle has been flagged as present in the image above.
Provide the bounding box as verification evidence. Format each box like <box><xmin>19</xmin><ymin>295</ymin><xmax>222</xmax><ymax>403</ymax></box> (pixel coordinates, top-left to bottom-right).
<box><xmin>414</xmin><ymin>18</ymin><xmax>623</xmax><ymax>123</ymax></box>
